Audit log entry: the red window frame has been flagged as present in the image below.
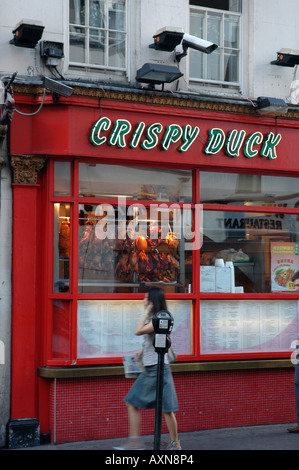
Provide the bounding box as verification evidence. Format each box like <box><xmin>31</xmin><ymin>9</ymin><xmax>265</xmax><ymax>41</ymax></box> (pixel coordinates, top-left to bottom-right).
<box><xmin>43</xmin><ymin>159</ymin><xmax>299</xmax><ymax>366</ymax></box>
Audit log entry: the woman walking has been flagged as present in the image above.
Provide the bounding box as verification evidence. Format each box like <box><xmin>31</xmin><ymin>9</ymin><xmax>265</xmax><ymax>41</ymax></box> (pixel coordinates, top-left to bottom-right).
<box><xmin>118</xmin><ymin>287</ymin><xmax>181</xmax><ymax>450</ymax></box>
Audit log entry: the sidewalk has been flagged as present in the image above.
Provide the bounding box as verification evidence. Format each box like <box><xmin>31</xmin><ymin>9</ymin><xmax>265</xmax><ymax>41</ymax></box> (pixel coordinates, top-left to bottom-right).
<box><xmin>9</xmin><ymin>423</ymin><xmax>299</xmax><ymax>451</ymax></box>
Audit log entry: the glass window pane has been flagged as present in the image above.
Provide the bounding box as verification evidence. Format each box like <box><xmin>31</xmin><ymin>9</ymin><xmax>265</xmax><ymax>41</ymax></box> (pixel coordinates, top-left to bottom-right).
<box><xmin>200</xmin><ymin>299</ymin><xmax>298</xmax><ymax>355</ymax></box>
<box><xmin>224</xmin><ymin>15</ymin><xmax>239</xmax><ymax>48</ymax></box>
<box><xmin>79</xmin><ymin>164</ymin><xmax>192</xmax><ymax>202</ymax></box>
<box><xmin>77</xmin><ymin>299</ymin><xmax>192</xmax><ymax>358</ymax></box>
<box><xmin>54</xmin><ymin>162</ymin><xmax>71</xmax><ymax>196</ymax></box>
<box><xmin>207</xmin><ymin>50</ymin><xmax>221</xmax><ymax>80</ymax></box>
<box><xmin>201</xmin><ymin>210</ymin><xmax>299</xmax><ymax>293</ymax></box>
<box><xmin>54</xmin><ymin>203</ymin><xmax>71</xmax><ymax>293</ymax></box>
<box><xmin>207</xmin><ymin>12</ymin><xmax>221</xmax><ymax>44</ymax></box>
<box><xmin>70</xmin><ymin>27</ymin><xmax>86</xmax><ymax>63</ymax></box>
<box><xmin>70</xmin><ymin>0</ymin><xmax>85</xmax><ymax>25</ymax></box>
<box><xmin>78</xmin><ymin>203</ymin><xmax>193</xmax><ymax>293</ymax></box>
<box><xmin>90</xmin><ymin>0</ymin><xmax>106</xmax><ymax>28</ymax></box>
<box><xmin>200</xmin><ymin>172</ymin><xmax>299</xmax><ymax>208</ymax></box>
<box><xmin>89</xmin><ymin>28</ymin><xmax>106</xmax><ymax>64</ymax></box>
<box><xmin>224</xmin><ymin>49</ymin><xmax>238</xmax><ymax>82</ymax></box>
<box><xmin>109</xmin><ymin>0</ymin><xmax>126</xmax><ymax>30</ymax></box>
<box><xmin>109</xmin><ymin>31</ymin><xmax>126</xmax><ymax>68</ymax></box>
<box><xmin>53</xmin><ymin>300</ymin><xmax>70</xmax><ymax>358</ymax></box>
<box><xmin>190</xmin><ymin>1</ymin><xmax>241</xmax><ymax>12</ymax></box>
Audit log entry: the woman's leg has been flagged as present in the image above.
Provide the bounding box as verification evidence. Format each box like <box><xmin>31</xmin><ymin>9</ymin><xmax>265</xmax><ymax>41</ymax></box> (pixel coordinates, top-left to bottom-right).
<box><xmin>126</xmin><ymin>403</ymin><xmax>141</xmax><ymax>438</ymax></box>
<box><xmin>163</xmin><ymin>411</ymin><xmax>178</xmax><ymax>442</ymax></box>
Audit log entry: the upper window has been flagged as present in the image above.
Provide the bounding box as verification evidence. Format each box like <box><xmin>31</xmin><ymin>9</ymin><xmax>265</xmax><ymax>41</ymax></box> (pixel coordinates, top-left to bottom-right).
<box><xmin>189</xmin><ymin>0</ymin><xmax>241</xmax><ymax>89</ymax></box>
<box><xmin>69</xmin><ymin>0</ymin><xmax>127</xmax><ymax>70</ymax></box>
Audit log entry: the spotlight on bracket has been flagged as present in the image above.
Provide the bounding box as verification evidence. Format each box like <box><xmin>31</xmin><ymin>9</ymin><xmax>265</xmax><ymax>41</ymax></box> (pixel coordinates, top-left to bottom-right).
<box><xmin>150</xmin><ymin>26</ymin><xmax>218</xmax><ymax>62</ymax></box>
<box><xmin>136</xmin><ymin>63</ymin><xmax>183</xmax><ymax>91</ymax></box>
<box><xmin>43</xmin><ymin>77</ymin><xmax>74</xmax><ymax>103</ymax></box>
<box><xmin>150</xmin><ymin>26</ymin><xmax>184</xmax><ymax>51</ymax></box>
<box><xmin>10</xmin><ymin>19</ymin><xmax>44</xmax><ymax>48</ymax></box>
<box><xmin>256</xmin><ymin>96</ymin><xmax>288</xmax><ymax>116</ymax></box>
<box><xmin>271</xmin><ymin>49</ymin><xmax>299</xmax><ymax>67</ymax></box>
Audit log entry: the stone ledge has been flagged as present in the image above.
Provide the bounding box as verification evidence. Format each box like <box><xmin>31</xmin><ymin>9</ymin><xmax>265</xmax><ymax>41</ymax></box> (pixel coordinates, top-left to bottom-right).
<box><xmin>38</xmin><ymin>359</ymin><xmax>293</xmax><ymax>379</ymax></box>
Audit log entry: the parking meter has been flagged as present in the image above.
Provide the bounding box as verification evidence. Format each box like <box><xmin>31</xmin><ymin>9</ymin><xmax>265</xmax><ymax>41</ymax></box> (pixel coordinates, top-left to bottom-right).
<box><xmin>152</xmin><ymin>310</ymin><xmax>174</xmax><ymax>353</ymax></box>
<box><xmin>152</xmin><ymin>310</ymin><xmax>174</xmax><ymax>450</ymax></box>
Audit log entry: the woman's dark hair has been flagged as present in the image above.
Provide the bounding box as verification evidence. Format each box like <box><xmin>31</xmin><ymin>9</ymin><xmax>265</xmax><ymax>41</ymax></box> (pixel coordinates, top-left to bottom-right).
<box><xmin>147</xmin><ymin>287</ymin><xmax>167</xmax><ymax>314</ymax></box>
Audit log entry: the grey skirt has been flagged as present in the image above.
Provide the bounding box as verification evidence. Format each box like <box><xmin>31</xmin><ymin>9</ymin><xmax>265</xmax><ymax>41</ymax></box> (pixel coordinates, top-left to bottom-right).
<box><xmin>124</xmin><ymin>364</ymin><xmax>178</xmax><ymax>412</ymax></box>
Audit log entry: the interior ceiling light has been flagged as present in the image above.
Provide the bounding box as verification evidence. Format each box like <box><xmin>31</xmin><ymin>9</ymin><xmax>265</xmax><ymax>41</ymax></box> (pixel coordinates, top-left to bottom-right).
<box><xmin>10</xmin><ymin>19</ymin><xmax>44</xmax><ymax>48</ymax></box>
<box><xmin>256</xmin><ymin>97</ymin><xmax>288</xmax><ymax>116</ymax></box>
<box><xmin>136</xmin><ymin>63</ymin><xmax>183</xmax><ymax>90</ymax></box>
<box><xmin>271</xmin><ymin>48</ymin><xmax>299</xmax><ymax>67</ymax></box>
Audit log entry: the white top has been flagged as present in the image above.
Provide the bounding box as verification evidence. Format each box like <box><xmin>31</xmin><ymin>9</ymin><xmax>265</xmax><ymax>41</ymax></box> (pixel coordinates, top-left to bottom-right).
<box><xmin>142</xmin><ymin>330</ymin><xmax>169</xmax><ymax>367</ymax></box>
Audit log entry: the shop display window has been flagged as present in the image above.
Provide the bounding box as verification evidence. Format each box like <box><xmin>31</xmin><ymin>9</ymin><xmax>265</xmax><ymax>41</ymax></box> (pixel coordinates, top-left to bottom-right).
<box><xmin>54</xmin><ymin>162</ymin><xmax>72</xmax><ymax>196</ymax></box>
<box><xmin>78</xmin><ymin>203</ymin><xmax>193</xmax><ymax>293</ymax></box>
<box><xmin>79</xmin><ymin>163</ymin><xmax>192</xmax><ymax>202</ymax></box>
<box><xmin>200</xmin><ymin>171</ymin><xmax>299</xmax><ymax>295</ymax></box>
<box><xmin>54</xmin><ymin>203</ymin><xmax>71</xmax><ymax>293</ymax></box>
<box><xmin>48</xmin><ymin>162</ymin><xmax>299</xmax><ymax>365</ymax></box>
<box><xmin>201</xmin><ymin>211</ymin><xmax>299</xmax><ymax>293</ymax></box>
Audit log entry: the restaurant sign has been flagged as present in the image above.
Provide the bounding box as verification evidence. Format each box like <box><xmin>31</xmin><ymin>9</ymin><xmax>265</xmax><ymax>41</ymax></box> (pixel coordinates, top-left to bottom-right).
<box><xmin>90</xmin><ymin>117</ymin><xmax>282</xmax><ymax>160</ymax></box>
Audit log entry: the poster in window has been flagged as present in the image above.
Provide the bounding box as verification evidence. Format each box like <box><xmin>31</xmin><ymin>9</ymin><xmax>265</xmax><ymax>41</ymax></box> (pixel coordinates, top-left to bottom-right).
<box><xmin>271</xmin><ymin>242</ymin><xmax>299</xmax><ymax>292</ymax></box>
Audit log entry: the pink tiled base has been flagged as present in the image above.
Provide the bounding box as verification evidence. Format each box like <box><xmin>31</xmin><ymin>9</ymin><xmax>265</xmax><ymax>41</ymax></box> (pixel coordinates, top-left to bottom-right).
<box><xmin>49</xmin><ymin>369</ymin><xmax>297</xmax><ymax>444</ymax></box>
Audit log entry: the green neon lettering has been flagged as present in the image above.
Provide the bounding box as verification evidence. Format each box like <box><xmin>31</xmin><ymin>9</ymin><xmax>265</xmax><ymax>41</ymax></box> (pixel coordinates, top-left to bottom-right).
<box><xmin>108</xmin><ymin>119</ymin><xmax>132</xmax><ymax>148</ymax></box>
<box><xmin>204</xmin><ymin>128</ymin><xmax>225</xmax><ymax>155</ymax></box>
<box><xmin>89</xmin><ymin>117</ymin><xmax>111</xmax><ymax>146</ymax></box>
<box><xmin>260</xmin><ymin>132</ymin><xmax>282</xmax><ymax>159</ymax></box>
<box><xmin>244</xmin><ymin>132</ymin><xmax>263</xmax><ymax>158</ymax></box>
<box><xmin>141</xmin><ymin>123</ymin><xmax>163</xmax><ymax>150</ymax></box>
<box><xmin>129</xmin><ymin>122</ymin><xmax>146</xmax><ymax>148</ymax></box>
<box><xmin>161</xmin><ymin>124</ymin><xmax>183</xmax><ymax>151</ymax></box>
<box><xmin>225</xmin><ymin>130</ymin><xmax>246</xmax><ymax>157</ymax></box>
<box><xmin>179</xmin><ymin>125</ymin><xmax>200</xmax><ymax>152</ymax></box>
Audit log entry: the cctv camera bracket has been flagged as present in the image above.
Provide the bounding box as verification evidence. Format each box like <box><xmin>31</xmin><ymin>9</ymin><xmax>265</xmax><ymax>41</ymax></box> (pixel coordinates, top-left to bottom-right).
<box><xmin>175</xmin><ymin>43</ymin><xmax>188</xmax><ymax>62</ymax></box>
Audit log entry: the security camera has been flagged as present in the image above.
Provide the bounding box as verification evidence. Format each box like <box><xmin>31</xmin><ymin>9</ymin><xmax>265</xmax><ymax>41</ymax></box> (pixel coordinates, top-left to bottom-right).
<box><xmin>149</xmin><ymin>26</ymin><xmax>218</xmax><ymax>62</ymax></box>
<box><xmin>182</xmin><ymin>33</ymin><xmax>218</xmax><ymax>54</ymax></box>
<box><xmin>176</xmin><ymin>33</ymin><xmax>218</xmax><ymax>62</ymax></box>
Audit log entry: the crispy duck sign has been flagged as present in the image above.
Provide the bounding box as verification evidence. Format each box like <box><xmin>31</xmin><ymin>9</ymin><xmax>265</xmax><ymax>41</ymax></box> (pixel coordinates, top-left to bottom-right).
<box><xmin>89</xmin><ymin>116</ymin><xmax>282</xmax><ymax>160</ymax></box>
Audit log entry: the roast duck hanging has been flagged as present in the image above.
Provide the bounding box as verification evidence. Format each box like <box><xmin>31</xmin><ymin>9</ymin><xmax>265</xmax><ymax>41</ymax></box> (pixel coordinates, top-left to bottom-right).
<box><xmin>78</xmin><ymin>218</ymin><xmax>180</xmax><ymax>283</ymax></box>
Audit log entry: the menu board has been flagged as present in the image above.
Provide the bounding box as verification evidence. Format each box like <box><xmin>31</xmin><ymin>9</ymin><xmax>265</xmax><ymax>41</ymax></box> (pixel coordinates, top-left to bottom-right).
<box><xmin>200</xmin><ymin>299</ymin><xmax>299</xmax><ymax>354</ymax></box>
<box><xmin>77</xmin><ymin>299</ymin><xmax>192</xmax><ymax>358</ymax></box>
<box><xmin>271</xmin><ymin>242</ymin><xmax>299</xmax><ymax>292</ymax></box>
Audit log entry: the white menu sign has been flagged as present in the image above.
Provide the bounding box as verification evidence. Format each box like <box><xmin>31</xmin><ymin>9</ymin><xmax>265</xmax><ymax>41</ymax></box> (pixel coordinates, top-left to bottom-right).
<box><xmin>77</xmin><ymin>299</ymin><xmax>192</xmax><ymax>358</ymax></box>
<box><xmin>200</xmin><ymin>299</ymin><xmax>299</xmax><ymax>354</ymax></box>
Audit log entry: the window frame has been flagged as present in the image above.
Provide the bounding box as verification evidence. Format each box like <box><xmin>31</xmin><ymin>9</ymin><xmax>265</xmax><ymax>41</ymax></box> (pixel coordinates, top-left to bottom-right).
<box><xmin>68</xmin><ymin>0</ymin><xmax>128</xmax><ymax>72</ymax></box>
<box><xmin>45</xmin><ymin>161</ymin><xmax>299</xmax><ymax>366</ymax></box>
<box><xmin>189</xmin><ymin>3</ymin><xmax>242</xmax><ymax>89</ymax></box>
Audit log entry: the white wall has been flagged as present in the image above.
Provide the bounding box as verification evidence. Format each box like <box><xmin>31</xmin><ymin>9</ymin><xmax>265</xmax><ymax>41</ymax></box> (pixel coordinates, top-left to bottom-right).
<box><xmin>249</xmin><ymin>0</ymin><xmax>299</xmax><ymax>101</ymax></box>
<box><xmin>0</xmin><ymin>0</ymin><xmax>298</xmax><ymax>100</ymax></box>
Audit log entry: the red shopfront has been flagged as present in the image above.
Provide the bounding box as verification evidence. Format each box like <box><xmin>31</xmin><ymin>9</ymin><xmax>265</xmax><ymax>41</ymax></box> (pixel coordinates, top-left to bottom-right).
<box><xmin>8</xmin><ymin>88</ymin><xmax>299</xmax><ymax>445</ymax></box>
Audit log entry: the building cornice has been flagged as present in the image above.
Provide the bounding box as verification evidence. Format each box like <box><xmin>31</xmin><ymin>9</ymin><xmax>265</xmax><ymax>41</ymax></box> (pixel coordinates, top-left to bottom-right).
<box><xmin>11</xmin><ymin>81</ymin><xmax>299</xmax><ymax>120</ymax></box>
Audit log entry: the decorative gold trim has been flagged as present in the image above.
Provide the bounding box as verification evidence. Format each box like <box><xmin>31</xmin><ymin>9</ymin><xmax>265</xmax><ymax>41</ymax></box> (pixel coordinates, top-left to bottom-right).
<box><xmin>10</xmin><ymin>154</ymin><xmax>47</xmax><ymax>184</ymax></box>
<box><xmin>12</xmin><ymin>82</ymin><xmax>299</xmax><ymax>120</ymax></box>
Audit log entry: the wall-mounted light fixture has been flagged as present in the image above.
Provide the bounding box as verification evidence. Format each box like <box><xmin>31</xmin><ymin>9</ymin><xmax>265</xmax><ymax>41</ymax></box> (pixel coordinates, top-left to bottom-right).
<box><xmin>256</xmin><ymin>96</ymin><xmax>288</xmax><ymax>116</ymax></box>
<box><xmin>10</xmin><ymin>19</ymin><xmax>44</xmax><ymax>48</ymax></box>
<box><xmin>136</xmin><ymin>63</ymin><xmax>183</xmax><ymax>90</ymax></box>
<box><xmin>271</xmin><ymin>49</ymin><xmax>299</xmax><ymax>67</ymax></box>
<box><xmin>150</xmin><ymin>26</ymin><xmax>218</xmax><ymax>62</ymax></box>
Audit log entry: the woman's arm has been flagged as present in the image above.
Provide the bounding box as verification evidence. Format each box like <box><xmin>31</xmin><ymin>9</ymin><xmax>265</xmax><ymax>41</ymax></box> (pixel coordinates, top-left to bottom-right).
<box><xmin>135</xmin><ymin>304</ymin><xmax>155</xmax><ymax>336</ymax></box>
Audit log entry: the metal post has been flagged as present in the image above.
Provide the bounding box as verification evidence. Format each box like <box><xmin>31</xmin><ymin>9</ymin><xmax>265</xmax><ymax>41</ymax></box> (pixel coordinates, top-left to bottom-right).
<box><xmin>154</xmin><ymin>351</ymin><xmax>165</xmax><ymax>450</ymax></box>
